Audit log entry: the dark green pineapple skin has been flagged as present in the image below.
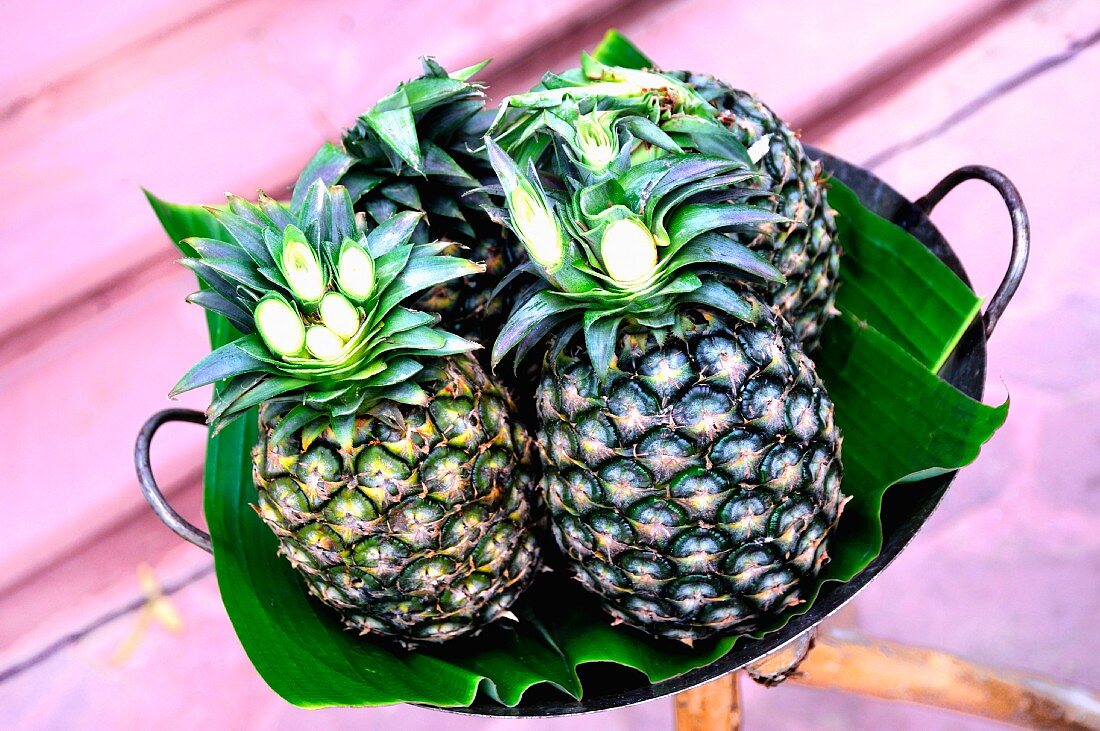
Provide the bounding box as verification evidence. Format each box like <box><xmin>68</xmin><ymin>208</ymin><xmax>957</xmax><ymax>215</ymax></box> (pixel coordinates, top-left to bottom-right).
<box><xmin>536</xmin><ymin>307</ymin><xmax>844</xmax><ymax>643</ymax></box>
<box><xmin>417</xmin><ymin>230</ymin><xmax>521</xmax><ymax>340</ymax></box>
<box><xmin>420</xmin><ymin>232</ymin><xmax>542</xmax><ymax>431</ymax></box>
<box><xmin>253</xmin><ymin>355</ymin><xmax>540</xmax><ymax>646</ymax></box>
<box><xmin>670</xmin><ymin>72</ymin><xmax>840</xmax><ymax>350</ymax></box>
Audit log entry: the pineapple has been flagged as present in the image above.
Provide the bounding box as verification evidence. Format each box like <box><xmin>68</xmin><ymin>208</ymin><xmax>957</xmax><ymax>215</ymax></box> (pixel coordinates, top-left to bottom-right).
<box><xmin>415</xmin><ymin>231</ymin><xmax>521</xmax><ymax>343</ymax></box>
<box><xmin>296</xmin><ymin>57</ymin><xmax>517</xmax><ymax>341</ymax></box>
<box><xmin>340</xmin><ymin>58</ymin><xmax>492</xmax><ymax>244</ymax></box>
<box><xmin>169</xmin><ymin>179</ymin><xmax>539</xmax><ymax>645</ymax></box>
<box><xmin>537</xmin><ymin>305</ymin><xmax>843</xmax><ymax>642</ymax></box>
<box><xmin>485</xmin><ymin>102</ymin><xmax>845</xmax><ymax>642</ymax></box>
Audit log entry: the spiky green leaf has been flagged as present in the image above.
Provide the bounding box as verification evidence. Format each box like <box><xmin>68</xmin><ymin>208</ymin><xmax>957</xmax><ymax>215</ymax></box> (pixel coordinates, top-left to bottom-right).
<box><xmin>293</xmin><ymin>143</ymin><xmax>355</xmax><ymax>210</ymax></box>
<box><xmin>169</xmin><ymin>339</ymin><xmax>271</xmax><ymax>397</ymax></box>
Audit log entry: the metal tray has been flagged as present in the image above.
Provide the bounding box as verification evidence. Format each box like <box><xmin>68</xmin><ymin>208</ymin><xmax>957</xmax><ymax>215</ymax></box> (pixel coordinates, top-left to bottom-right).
<box><xmin>135</xmin><ymin>151</ymin><xmax>1028</xmax><ymax>716</ymax></box>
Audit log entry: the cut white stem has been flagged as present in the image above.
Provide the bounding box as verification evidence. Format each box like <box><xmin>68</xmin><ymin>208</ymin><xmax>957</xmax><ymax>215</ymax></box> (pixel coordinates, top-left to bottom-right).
<box><xmin>254</xmin><ymin>295</ymin><xmax>306</xmax><ymax>357</ymax></box>
<box><xmin>581</xmin><ymin>56</ymin><xmax>695</xmax><ymax>110</ymax></box>
<box><xmin>305</xmin><ymin>324</ymin><xmax>345</xmax><ymax>361</ymax></box>
<box><xmin>281</xmin><ymin>239</ymin><xmax>325</xmax><ymax>304</ymax></box>
<box><xmin>320</xmin><ymin>291</ymin><xmax>360</xmax><ymax>339</ymax></box>
<box><xmin>747</xmin><ymin>135</ymin><xmax>772</xmax><ymax>165</ymax></box>
<box><xmin>576</xmin><ymin>112</ymin><xmax>616</xmax><ymax>171</ymax></box>
<box><xmin>510</xmin><ymin>184</ymin><xmax>564</xmax><ymax>271</ymax></box>
<box><xmin>600</xmin><ymin>218</ymin><xmax>658</xmax><ymax>286</ymax></box>
<box><xmin>337</xmin><ymin>239</ymin><xmax>375</xmax><ymax>302</ymax></box>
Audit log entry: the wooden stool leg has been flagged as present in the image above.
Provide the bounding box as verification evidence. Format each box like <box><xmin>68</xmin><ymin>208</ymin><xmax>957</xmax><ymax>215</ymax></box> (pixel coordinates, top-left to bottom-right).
<box><xmin>674</xmin><ymin>672</ymin><xmax>741</xmax><ymax>731</ymax></box>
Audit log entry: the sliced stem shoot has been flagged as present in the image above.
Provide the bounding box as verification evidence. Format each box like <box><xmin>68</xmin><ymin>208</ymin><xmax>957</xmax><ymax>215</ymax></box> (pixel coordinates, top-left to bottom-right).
<box><xmin>320</xmin><ymin>291</ymin><xmax>360</xmax><ymax>339</ymax></box>
<box><xmin>255</xmin><ymin>294</ymin><xmax>306</xmax><ymax>357</ymax></box>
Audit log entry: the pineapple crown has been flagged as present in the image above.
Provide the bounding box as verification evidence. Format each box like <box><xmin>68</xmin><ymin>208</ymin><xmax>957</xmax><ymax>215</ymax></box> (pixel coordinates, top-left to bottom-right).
<box><xmin>487</xmin><ymin>50</ymin><xmax>761</xmax><ymax>183</ymax></box>
<box><xmin>170</xmin><ymin>178</ymin><xmax>483</xmax><ymax>432</ymax></box>
<box><xmin>485</xmin><ymin>36</ymin><xmax>789</xmax><ymax>380</ymax></box>
<box><xmin>294</xmin><ymin>57</ymin><xmax>494</xmax><ymax>244</ymax></box>
<box><xmin>486</xmin><ymin>138</ymin><xmax>787</xmax><ymax>379</ymax></box>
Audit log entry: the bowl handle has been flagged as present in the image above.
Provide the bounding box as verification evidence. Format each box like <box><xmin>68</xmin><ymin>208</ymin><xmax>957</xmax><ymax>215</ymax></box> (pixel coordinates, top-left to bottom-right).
<box><xmin>135</xmin><ymin>408</ymin><xmax>213</xmax><ymax>554</ymax></box>
<box><xmin>913</xmin><ymin>165</ymin><xmax>1029</xmax><ymax>338</ymax></box>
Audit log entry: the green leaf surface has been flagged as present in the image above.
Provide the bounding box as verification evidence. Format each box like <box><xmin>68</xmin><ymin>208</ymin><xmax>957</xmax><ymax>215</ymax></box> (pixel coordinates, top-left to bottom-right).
<box><xmin>293</xmin><ymin>143</ymin><xmax>355</xmax><ymax>210</ymax></box>
<box><xmin>591</xmin><ymin>29</ymin><xmax>654</xmax><ymax>69</ymax></box>
<box><xmin>812</xmin><ymin>312</ymin><xmax>1008</xmax><ymax>569</ymax></box>
<box><xmin>827</xmin><ymin>179</ymin><xmax>981</xmax><ymax>371</ymax></box>
<box><xmin>185</xmin><ymin>289</ymin><xmax>254</xmax><ymax>333</ymax></box>
<box><xmin>169</xmin><ymin>340</ymin><xmax>271</xmax><ymax>396</ymax></box>
<box><xmin>149</xmin><ymin>163</ymin><xmax>1007</xmax><ymax>709</ymax></box>
<box><xmin>364</xmin><ymin>88</ymin><xmax>422</xmax><ymax>172</ymax></box>
<box><xmin>145</xmin><ymin>190</ymin><xmax>234</xmax><ymax>340</ymax></box>
<box><xmin>666</xmin><ymin>203</ymin><xmax>786</xmax><ymax>251</ymax></box>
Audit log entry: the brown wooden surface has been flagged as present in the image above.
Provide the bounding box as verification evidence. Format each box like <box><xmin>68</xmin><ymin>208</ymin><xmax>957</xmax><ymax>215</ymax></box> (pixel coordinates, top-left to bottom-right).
<box><xmin>675</xmin><ymin>674</ymin><xmax>741</xmax><ymax>731</ymax></box>
<box><xmin>788</xmin><ymin>628</ymin><xmax>1100</xmax><ymax>730</ymax></box>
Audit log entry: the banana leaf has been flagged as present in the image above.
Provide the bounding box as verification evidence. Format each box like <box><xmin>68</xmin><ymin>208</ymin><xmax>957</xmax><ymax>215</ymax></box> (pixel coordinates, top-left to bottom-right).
<box><xmin>146</xmin><ymin>173</ymin><xmax>1007</xmax><ymax>707</ymax></box>
<box><xmin>825</xmin><ymin>180</ymin><xmax>981</xmax><ymax>371</ymax></box>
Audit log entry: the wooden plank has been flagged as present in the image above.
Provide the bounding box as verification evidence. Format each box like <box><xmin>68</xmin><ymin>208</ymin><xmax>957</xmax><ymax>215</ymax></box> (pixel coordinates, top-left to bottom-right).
<box><xmin>785</xmin><ymin>627</ymin><xmax>1100</xmax><ymax>730</ymax></box>
<box><xmin>819</xmin><ymin>0</ymin><xmax>1100</xmax><ymax>165</ymax></box>
<box><xmin>0</xmin><ymin>572</ymin><xmax>655</xmax><ymax>730</ymax></box>
<box><xmin>675</xmin><ymin>674</ymin><xmax>742</xmax><ymax>731</ymax></box>
<box><xmin>818</xmin><ymin>0</ymin><xmax>1100</xmax><ymax>326</ymax></box>
<box><xmin>507</xmin><ymin>0</ymin><xmax>1030</xmax><ymax>124</ymax></box>
<box><xmin>0</xmin><ymin>471</ymin><xmax>204</xmax><ymax>661</ymax></box>
<box><xmin>0</xmin><ymin>268</ymin><xmax>212</xmax><ymax>589</ymax></box>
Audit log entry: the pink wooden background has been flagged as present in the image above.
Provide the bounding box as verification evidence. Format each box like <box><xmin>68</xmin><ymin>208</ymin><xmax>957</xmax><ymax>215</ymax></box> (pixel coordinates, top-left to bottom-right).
<box><xmin>1</xmin><ymin>1</ymin><xmax>1098</xmax><ymax>728</ymax></box>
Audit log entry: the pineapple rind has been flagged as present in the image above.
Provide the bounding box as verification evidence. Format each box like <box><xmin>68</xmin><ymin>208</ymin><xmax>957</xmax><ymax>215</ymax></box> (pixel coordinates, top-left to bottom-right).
<box><xmin>537</xmin><ymin>306</ymin><xmax>844</xmax><ymax>642</ymax></box>
<box><xmin>254</xmin><ymin>355</ymin><xmax>540</xmax><ymax>646</ymax></box>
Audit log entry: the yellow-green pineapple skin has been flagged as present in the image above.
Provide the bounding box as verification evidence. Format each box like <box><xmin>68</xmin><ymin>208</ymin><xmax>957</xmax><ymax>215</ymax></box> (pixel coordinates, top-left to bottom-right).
<box><xmin>253</xmin><ymin>355</ymin><xmax>540</xmax><ymax>645</ymax></box>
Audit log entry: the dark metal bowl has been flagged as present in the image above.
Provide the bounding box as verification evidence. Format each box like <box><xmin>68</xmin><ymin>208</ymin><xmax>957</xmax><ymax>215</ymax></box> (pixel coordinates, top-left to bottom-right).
<box><xmin>135</xmin><ymin>151</ymin><xmax>1028</xmax><ymax>717</ymax></box>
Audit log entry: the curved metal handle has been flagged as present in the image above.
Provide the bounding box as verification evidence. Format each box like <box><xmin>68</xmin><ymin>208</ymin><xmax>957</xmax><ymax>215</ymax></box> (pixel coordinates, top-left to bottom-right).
<box><xmin>914</xmin><ymin>165</ymin><xmax>1029</xmax><ymax>338</ymax></box>
<box><xmin>135</xmin><ymin>408</ymin><xmax>213</xmax><ymax>554</ymax></box>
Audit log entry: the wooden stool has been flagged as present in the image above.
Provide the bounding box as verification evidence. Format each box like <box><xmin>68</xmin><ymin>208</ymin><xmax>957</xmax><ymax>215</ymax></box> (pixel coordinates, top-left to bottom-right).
<box><xmin>673</xmin><ymin>624</ymin><xmax>1100</xmax><ymax>730</ymax></box>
